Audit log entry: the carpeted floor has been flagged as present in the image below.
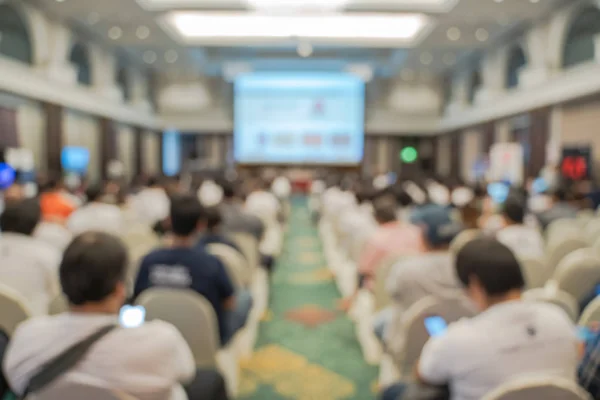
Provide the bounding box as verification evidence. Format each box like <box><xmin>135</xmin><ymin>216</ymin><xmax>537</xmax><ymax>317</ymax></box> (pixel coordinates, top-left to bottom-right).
<box><xmin>239</xmin><ymin>198</ymin><xmax>378</xmax><ymax>400</ymax></box>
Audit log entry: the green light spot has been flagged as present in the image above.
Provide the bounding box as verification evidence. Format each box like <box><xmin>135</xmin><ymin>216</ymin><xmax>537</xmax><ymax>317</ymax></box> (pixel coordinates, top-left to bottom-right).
<box><xmin>400</xmin><ymin>146</ymin><xmax>418</xmax><ymax>163</ymax></box>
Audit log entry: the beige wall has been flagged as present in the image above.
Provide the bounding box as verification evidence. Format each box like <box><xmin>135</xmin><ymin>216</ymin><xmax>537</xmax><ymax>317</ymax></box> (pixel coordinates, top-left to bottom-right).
<box><xmin>560</xmin><ymin>99</ymin><xmax>600</xmax><ymax>174</ymax></box>
<box><xmin>461</xmin><ymin>129</ymin><xmax>483</xmax><ymax>183</ymax></box>
<box><xmin>143</xmin><ymin>131</ymin><xmax>160</xmax><ymax>175</ymax></box>
<box><xmin>117</xmin><ymin>125</ymin><xmax>135</xmax><ymax>180</ymax></box>
<box><xmin>17</xmin><ymin>101</ymin><xmax>46</xmax><ymax>170</ymax></box>
<box><xmin>436</xmin><ymin>136</ymin><xmax>451</xmax><ymax>177</ymax></box>
<box><xmin>64</xmin><ymin>110</ymin><xmax>100</xmax><ymax>181</ymax></box>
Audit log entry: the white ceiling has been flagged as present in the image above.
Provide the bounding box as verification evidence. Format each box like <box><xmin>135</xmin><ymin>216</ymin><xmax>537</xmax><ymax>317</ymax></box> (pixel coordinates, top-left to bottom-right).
<box><xmin>28</xmin><ymin>0</ymin><xmax>571</xmax><ymax>81</ymax></box>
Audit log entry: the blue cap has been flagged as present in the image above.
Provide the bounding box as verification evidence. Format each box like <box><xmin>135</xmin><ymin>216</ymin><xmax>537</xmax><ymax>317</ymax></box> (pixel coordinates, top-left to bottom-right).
<box><xmin>411</xmin><ymin>204</ymin><xmax>462</xmax><ymax>247</ymax></box>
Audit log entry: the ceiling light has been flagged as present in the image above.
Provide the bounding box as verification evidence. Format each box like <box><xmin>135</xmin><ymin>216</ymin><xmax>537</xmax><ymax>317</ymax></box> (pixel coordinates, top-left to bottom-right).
<box><xmin>166</xmin><ymin>12</ymin><xmax>430</xmax><ymax>44</ymax></box>
<box><xmin>165</xmin><ymin>50</ymin><xmax>178</xmax><ymax>63</ymax></box>
<box><xmin>493</xmin><ymin>0</ymin><xmax>504</xmax><ymax>3</ymax></box>
<box><xmin>475</xmin><ymin>28</ymin><xmax>489</xmax><ymax>42</ymax></box>
<box><xmin>245</xmin><ymin>0</ymin><xmax>349</xmax><ymax>12</ymax></box>
<box><xmin>136</xmin><ymin>26</ymin><xmax>150</xmax><ymax>39</ymax></box>
<box><xmin>143</xmin><ymin>50</ymin><xmax>157</xmax><ymax>64</ymax></box>
<box><xmin>530</xmin><ymin>0</ymin><xmax>539</xmax><ymax>3</ymax></box>
<box><xmin>401</xmin><ymin>69</ymin><xmax>415</xmax><ymax>81</ymax></box>
<box><xmin>446</xmin><ymin>27</ymin><xmax>461</xmax><ymax>41</ymax></box>
<box><xmin>87</xmin><ymin>12</ymin><xmax>100</xmax><ymax>25</ymax></box>
<box><xmin>108</xmin><ymin>26</ymin><xmax>123</xmax><ymax>40</ymax></box>
<box><xmin>420</xmin><ymin>52</ymin><xmax>433</xmax><ymax>65</ymax></box>
<box><xmin>297</xmin><ymin>42</ymin><xmax>313</xmax><ymax>57</ymax></box>
<box><xmin>443</xmin><ymin>53</ymin><xmax>456</xmax><ymax>65</ymax></box>
<box><xmin>56</xmin><ymin>0</ymin><xmax>65</xmax><ymax>3</ymax></box>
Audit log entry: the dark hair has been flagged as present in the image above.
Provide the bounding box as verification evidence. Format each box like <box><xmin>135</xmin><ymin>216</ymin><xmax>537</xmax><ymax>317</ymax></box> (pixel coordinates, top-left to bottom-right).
<box><xmin>502</xmin><ymin>194</ymin><xmax>526</xmax><ymax>224</ymax></box>
<box><xmin>170</xmin><ymin>194</ymin><xmax>204</xmax><ymax>236</ymax></box>
<box><xmin>147</xmin><ymin>176</ymin><xmax>160</xmax><ymax>187</ymax></box>
<box><xmin>553</xmin><ymin>187</ymin><xmax>569</xmax><ymax>202</ymax></box>
<box><xmin>60</xmin><ymin>232</ymin><xmax>128</xmax><ymax>305</ymax></box>
<box><xmin>205</xmin><ymin>207</ymin><xmax>222</xmax><ymax>232</ymax></box>
<box><xmin>456</xmin><ymin>238</ymin><xmax>525</xmax><ymax>296</ymax></box>
<box><xmin>85</xmin><ymin>184</ymin><xmax>104</xmax><ymax>203</ymax></box>
<box><xmin>0</xmin><ymin>199</ymin><xmax>41</xmax><ymax>235</ymax></box>
<box><xmin>394</xmin><ymin>188</ymin><xmax>414</xmax><ymax>207</ymax></box>
<box><xmin>222</xmin><ymin>182</ymin><xmax>236</xmax><ymax>199</ymax></box>
<box><xmin>373</xmin><ymin>197</ymin><xmax>397</xmax><ymax>224</ymax></box>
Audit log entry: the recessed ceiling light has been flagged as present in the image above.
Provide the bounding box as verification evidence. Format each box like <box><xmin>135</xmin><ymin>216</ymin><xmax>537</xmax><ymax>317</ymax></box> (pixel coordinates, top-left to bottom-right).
<box><xmin>56</xmin><ymin>0</ymin><xmax>65</xmax><ymax>3</ymax></box>
<box><xmin>143</xmin><ymin>50</ymin><xmax>157</xmax><ymax>64</ymax></box>
<box><xmin>136</xmin><ymin>26</ymin><xmax>150</xmax><ymax>39</ymax></box>
<box><xmin>420</xmin><ymin>52</ymin><xmax>433</xmax><ymax>65</ymax></box>
<box><xmin>493</xmin><ymin>0</ymin><xmax>504</xmax><ymax>3</ymax></box>
<box><xmin>475</xmin><ymin>28</ymin><xmax>489</xmax><ymax>42</ymax></box>
<box><xmin>447</xmin><ymin>27</ymin><xmax>461</xmax><ymax>41</ymax></box>
<box><xmin>443</xmin><ymin>53</ymin><xmax>456</xmax><ymax>65</ymax></box>
<box><xmin>108</xmin><ymin>26</ymin><xmax>123</xmax><ymax>40</ymax></box>
<box><xmin>165</xmin><ymin>50</ymin><xmax>179</xmax><ymax>63</ymax></box>
<box><xmin>246</xmin><ymin>0</ymin><xmax>349</xmax><ymax>12</ymax></box>
<box><xmin>87</xmin><ymin>12</ymin><xmax>100</xmax><ymax>25</ymax></box>
<box><xmin>401</xmin><ymin>69</ymin><xmax>415</xmax><ymax>81</ymax></box>
<box><xmin>530</xmin><ymin>0</ymin><xmax>540</xmax><ymax>3</ymax></box>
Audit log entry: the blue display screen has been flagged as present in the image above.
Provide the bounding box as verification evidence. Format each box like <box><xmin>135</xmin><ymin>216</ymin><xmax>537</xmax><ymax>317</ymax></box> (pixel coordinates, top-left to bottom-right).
<box><xmin>61</xmin><ymin>147</ymin><xmax>90</xmax><ymax>173</ymax></box>
<box><xmin>162</xmin><ymin>130</ymin><xmax>181</xmax><ymax>177</ymax></box>
<box><xmin>234</xmin><ymin>72</ymin><xmax>365</xmax><ymax>165</ymax></box>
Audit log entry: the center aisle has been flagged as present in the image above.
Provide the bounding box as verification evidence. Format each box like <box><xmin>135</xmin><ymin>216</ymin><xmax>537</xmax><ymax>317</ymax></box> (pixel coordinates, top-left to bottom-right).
<box><xmin>239</xmin><ymin>198</ymin><xmax>378</xmax><ymax>400</ymax></box>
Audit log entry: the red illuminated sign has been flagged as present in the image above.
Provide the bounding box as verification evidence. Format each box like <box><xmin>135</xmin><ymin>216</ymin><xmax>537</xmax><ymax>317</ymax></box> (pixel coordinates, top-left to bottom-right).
<box><xmin>561</xmin><ymin>156</ymin><xmax>588</xmax><ymax>180</ymax></box>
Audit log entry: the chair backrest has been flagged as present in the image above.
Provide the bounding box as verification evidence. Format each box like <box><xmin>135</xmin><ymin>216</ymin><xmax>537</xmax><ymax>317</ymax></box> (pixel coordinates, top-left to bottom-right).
<box><xmin>400</xmin><ymin>295</ymin><xmax>476</xmax><ymax>376</ymax></box>
<box><xmin>48</xmin><ymin>294</ymin><xmax>69</xmax><ymax>316</ymax></box>
<box><xmin>0</xmin><ymin>284</ymin><xmax>32</xmax><ymax>337</ymax></box>
<box><xmin>546</xmin><ymin>218</ymin><xmax>581</xmax><ymax>245</ymax></box>
<box><xmin>518</xmin><ymin>256</ymin><xmax>551</xmax><ymax>289</ymax></box>
<box><xmin>30</xmin><ymin>380</ymin><xmax>138</xmax><ymax>400</ymax></box>
<box><xmin>206</xmin><ymin>243</ymin><xmax>250</xmax><ymax>288</ymax></box>
<box><xmin>546</xmin><ymin>237</ymin><xmax>587</xmax><ymax>271</ymax></box>
<box><xmin>373</xmin><ymin>256</ymin><xmax>404</xmax><ymax>311</ymax></box>
<box><xmin>482</xmin><ymin>376</ymin><xmax>591</xmax><ymax>400</ymax></box>
<box><xmin>120</xmin><ymin>228</ymin><xmax>161</xmax><ymax>292</ymax></box>
<box><xmin>229</xmin><ymin>232</ymin><xmax>260</xmax><ymax>270</ymax></box>
<box><xmin>579</xmin><ymin>296</ymin><xmax>600</xmax><ymax>326</ymax></box>
<box><xmin>553</xmin><ymin>248</ymin><xmax>600</xmax><ymax>304</ymax></box>
<box><xmin>523</xmin><ymin>287</ymin><xmax>580</xmax><ymax>322</ymax></box>
<box><xmin>450</xmin><ymin>229</ymin><xmax>481</xmax><ymax>255</ymax></box>
<box><xmin>585</xmin><ymin>218</ymin><xmax>600</xmax><ymax>245</ymax></box>
<box><xmin>135</xmin><ymin>288</ymin><xmax>220</xmax><ymax>367</ymax></box>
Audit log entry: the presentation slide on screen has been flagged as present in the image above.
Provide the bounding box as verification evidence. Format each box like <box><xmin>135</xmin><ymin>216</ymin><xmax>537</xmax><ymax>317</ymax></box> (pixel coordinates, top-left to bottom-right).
<box><xmin>234</xmin><ymin>73</ymin><xmax>365</xmax><ymax>165</ymax></box>
<box><xmin>162</xmin><ymin>130</ymin><xmax>182</xmax><ymax>176</ymax></box>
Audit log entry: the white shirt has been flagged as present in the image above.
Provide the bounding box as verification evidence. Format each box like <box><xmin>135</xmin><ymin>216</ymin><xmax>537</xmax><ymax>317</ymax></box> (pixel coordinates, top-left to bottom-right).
<box><xmin>34</xmin><ymin>221</ymin><xmax>73</xmax><ymax>251</ymax></box>
<box><xmin>133</xmin><ymin>188</ymin><xmax>170</xmax><ymax>225</ymax></box>
<box><xmin>67</xmin><ymin>203</ymin><xmax>124</xmax><ymax>236</ymax></box>
<box><xmin>418</xmin><ymin>301</ymin><xmax>579</xmax><ymax>400</ymax></box>
<box><xmin>4</xmin><ymin>313</ymin><xmax>195</xmax><ymax>400</ymax></box>
<box><xmin>0</xmin><ymin>233</ymin><xmax>61</xmax><ymax>315</ymax></box>
<box><xmin>496</xmin><ymin>224</ymin><xmax>545</xmax><ymax>258</ymax></box>
<box><xmin>271</xmin><ymin>176</ymin><xmax>292</xmax><ymax>199</ymax></box>
<box><xmin>245</xmin><ymin>190</ymin><xmax>280</xmax><ymax>224</ymax></box>
<box><xmin>197</xmin><ymin>180</ymin><xmax>223</xmax><ymax>207</ymax></box>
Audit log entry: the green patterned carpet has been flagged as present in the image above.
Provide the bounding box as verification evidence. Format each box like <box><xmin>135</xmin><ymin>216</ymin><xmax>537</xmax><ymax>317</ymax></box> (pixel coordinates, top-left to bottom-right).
<box><xmin>239</xmin><ymin>198</ymin><xmax>378</xmax><ymax>400</ymax></box>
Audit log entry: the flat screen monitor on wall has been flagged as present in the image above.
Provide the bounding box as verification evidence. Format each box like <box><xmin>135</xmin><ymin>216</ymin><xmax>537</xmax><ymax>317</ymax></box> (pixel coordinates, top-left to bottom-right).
<box><xmin>61</xmin><ymin>146</ymin><xmax>90</xmax><ymax>173</ymax></box>
<box><xmin>234</xmin><ymin>72</ymin><xmax>365</xmax><ymax>165</ymax></box>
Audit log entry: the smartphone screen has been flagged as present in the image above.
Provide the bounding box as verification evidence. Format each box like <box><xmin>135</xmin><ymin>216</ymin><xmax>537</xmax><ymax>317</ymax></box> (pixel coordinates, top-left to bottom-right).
<box><xmin>119</xmin><ymin>305</ymin><xmax>146</xmax><ymax>328</ymax></box>
<box><xmin>578</xmin><ymin>326</ymin><xmax>594</xmax><ymax>342</ymax></box>
<box><xmin>424</xmin><ymin>316</ymin><xmax>448</xmax><ymax>337</ymax></box>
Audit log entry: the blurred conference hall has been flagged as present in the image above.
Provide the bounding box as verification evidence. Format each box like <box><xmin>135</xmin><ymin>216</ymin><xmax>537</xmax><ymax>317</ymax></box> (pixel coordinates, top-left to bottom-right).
<box><xmin>1</xmin><ymin>0</ymin><xmax>600</xmax><ymax>399</ymax></box>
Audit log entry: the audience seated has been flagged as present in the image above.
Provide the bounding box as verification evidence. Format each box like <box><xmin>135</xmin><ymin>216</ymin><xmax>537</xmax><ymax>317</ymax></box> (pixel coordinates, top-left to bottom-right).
<box><xmin>495</xmin><ymin>193</ymin><xmax>545</xmax><ymax>258</ymax></box>
<box><xmin>245</xmin><ymin>178</ymin><xmax>281</xmax><ymax>224</ymax></box>
<box><xmin>132</xmin><ymin>176</ymin><xmax>170</xmax><ymax>226</ymax></box>
<box><xmin>34</xmin><ymin>218</ymin><xmax>73</xmax><ymax>252</ymax></box>
<box><xmin>378</xmin><ymin>205</ymin><xmax>463</xmax><ymax>354</ymax></box>
<box><xmin>67</xmin><ymin>184</ymin><xmax>124</xmax><ymax>235</ymax></box>
<box><xmin>3</xmin><ymin>232</ymin><xmax>228</xmax><ymax>400</ymax></box>
<box><xmin>0</xmin><ymin>199</ymin><xmax>61</xmax><ymax>315</ymax></box>
<box><xmin>220</xmin><ymin>182</ymin><xmax>265</xmax><ymax>242</ymax></box>
<box><xmin>382</xmin><ymin>238</ymin><xmax>579</xmax><ymax>400</ymax></box>
<box><xmin>197</xmin><ymin>207</ymin><xmax>245</xmax><ymax>259</ymax></box>
<box><xmin>39</xmin><ymin>176</ymin><xmax>77</xmax><ymax>223</ymax></box>
<box><xmin>536</xmin><ymin>187</ymin><xmax>578</xmax><ymax>231</ymax></box>
<box><xmin>133</xmin><ymin>194</ymin><xmax>252</xmax><ymax>346</ymax></box>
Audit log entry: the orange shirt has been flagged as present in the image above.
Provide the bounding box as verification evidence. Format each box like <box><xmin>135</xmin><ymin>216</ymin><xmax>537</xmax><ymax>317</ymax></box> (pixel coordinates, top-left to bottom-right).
<box><xmin>40</xmin><ymin>192</ymin><xmax>76</xmax><ymax>222</ymax></box>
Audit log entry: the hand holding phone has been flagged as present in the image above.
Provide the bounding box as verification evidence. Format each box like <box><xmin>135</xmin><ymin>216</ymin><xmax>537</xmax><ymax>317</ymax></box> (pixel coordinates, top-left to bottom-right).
<box><xmin>424</xmin><ymin>316</ymin><xmax>448</xmax><ymax>337</ymax></box>
<box><xmin>119</xmin><ymin>305</ymin><xmax>146</xmax><ymax>328</ymax></box>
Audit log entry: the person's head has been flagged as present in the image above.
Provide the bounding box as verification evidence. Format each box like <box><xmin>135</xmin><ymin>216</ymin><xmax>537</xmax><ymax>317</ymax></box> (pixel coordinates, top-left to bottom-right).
<box><xmin>552</xmin><ymin>187</ymin><xmax>569</xmax><ymax>203</ymax></box>
<box><xmin>60</xmin><ymin>232</ymin><xmax>128</xmax><ymax>313</ymax></box>
<box><xmin>42</xmin><ymin>173</ymin><xmax>63</xmax><ymax>193</ymax></box>
<box><xmin>170</xmin><ymin>194</ymin><xmax>205</xmax><ymax>237</ymax></box>
<box><xmin>373</xmin><ymin>197</ymin><xmax>398</xmax><ymax>225</ymax></box>
<box><xmin>411</xmin><ymin>204</ymin><xmax>462</xmax><ymax>250</ymax></box>
<box><xmin>85</xmin><ymin>184</ymin><xmax>105</xmax><ymax>203</ymax></box>
<box><xmin>394</xmin><ymin>187</ymin><xmax>414</xmax><ymax>208</ymax></box>
<box><xmin>146</xmin><ymin>176</ymin><xmax>161</xmax><ymax>188</ymax></box>
<box><xmin>205</xmin><ymin>207</ymin><xmax>222</xmax><ymax>233</ymax></box>
<box><xmin>4</xmin><ymin>183</ymin><xmax>24</xmax><ymax>204</ymax></box>
<box><xmin>221</xmin><ymin>182</ymin><xmax>237</xmax><ymax>201</ymax></box>
<box><xmin>0</xmin><ymin>199</ymin><xmax>41</xmax><ymax>236</ymax></box>
<box><xmin>455</xmin><ymin>238</ymin><xmax>525</xmax><ymax>311</ymax></box>
<box><xmin>502</xmin><ymin>193</ymin><xmax>526</xmax><ymax>225</ymax></box>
